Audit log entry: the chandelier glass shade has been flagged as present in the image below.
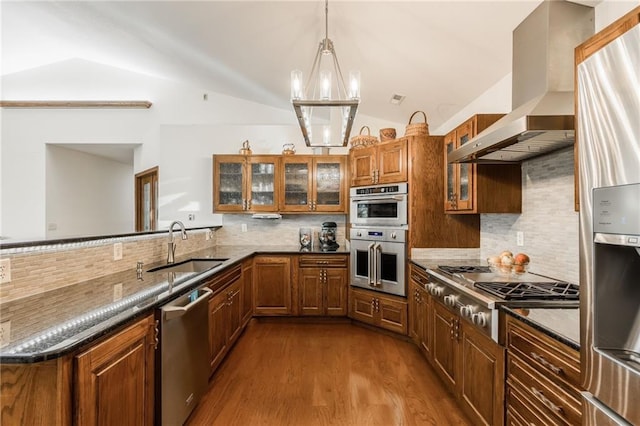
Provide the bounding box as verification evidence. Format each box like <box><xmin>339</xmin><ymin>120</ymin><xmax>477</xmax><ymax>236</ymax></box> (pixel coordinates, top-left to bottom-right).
<box><xmin>291</xmin><ymin>0</ymin><xmax>360</xmax><ymax>147</ymax></box>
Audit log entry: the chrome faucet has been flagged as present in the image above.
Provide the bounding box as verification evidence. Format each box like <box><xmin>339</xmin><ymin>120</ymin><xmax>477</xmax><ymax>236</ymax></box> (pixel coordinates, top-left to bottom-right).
<box><xmin>167</xmin><ymin>221</ymin><xmax>188</xmax><ymax>263</ymax></box>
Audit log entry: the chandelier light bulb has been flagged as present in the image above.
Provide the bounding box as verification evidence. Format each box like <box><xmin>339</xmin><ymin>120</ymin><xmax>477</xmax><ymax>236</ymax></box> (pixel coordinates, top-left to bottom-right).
<box><xmin>291</xmin><ymin>70</ymin><xmax>303</xmax><ymax>100</ymax></box>
<box><xmin>323</xmin><ymin>125</ymin><xmax>331</xmax><ymax>145</ymax></box>
<box><xmin>349</xmin><ymin>71</ymin><xmax>361</xmax><ymax>99</ymax></box>
<box><xmin>320</xmin><ymin>70</ymin><xmax>331</xmax><ymax>100</ymax></box>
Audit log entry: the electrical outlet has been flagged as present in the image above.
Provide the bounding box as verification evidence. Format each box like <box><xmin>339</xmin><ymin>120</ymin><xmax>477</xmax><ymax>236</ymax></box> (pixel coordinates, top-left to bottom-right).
<box><xmin>188</xmin><ymin>214</ymin><xmax>195</xmax><ymax>221</ymax></box>
<box><xmin>0</xmin><ymin>258</ymin><xmax>11</xmax><ymax>284</ymax></box>
<box><xmin>205</xmin><ymin>229</ymin><xmax>212</xmax><ymax>240</ymax></box>
<box><xmin>113</xmin><ymin>243</ymin><xmax>123</xmax><ymax>261</ymax></box>
<box><xmin>0</xmin><ymin>321</ymin><xmax>11</xmax><ymax>347</ymax></box>
<box><xmin>113</xmin><ymin>283</ymin><xmax>123</xmax><ymax>301</ymax></box>
<box><xmin>516</xmin><ymin>231</ymin><xmax>524</xmax><ymax>247</ymax></box>
<box><xmin>241</xmin><ymin>224</ymin><xmax>247</xmax><ymax>233</ymax></box>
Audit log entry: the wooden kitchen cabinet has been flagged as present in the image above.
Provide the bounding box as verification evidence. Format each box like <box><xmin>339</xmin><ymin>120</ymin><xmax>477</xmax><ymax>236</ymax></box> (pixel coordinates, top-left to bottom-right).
<box><xmin>241</xmin><ymin>258</ymin><xmax>253</xmax><ymax>326</ymax></box>
<box><xmin>253</xmin><ymin>255</ymin><xmax>292</xmax><ymax>315</ymax></box>
<box><xmin>431</xmin><ymin>299</ymin><xmax>505</xmax><ymax>426</ymax></box>
<box><xmin>280</xmin><ymin>156</ymin><xmax>347</xmax><ymax>213</ymax></box>
<box><xmin>432</xmin><ymin>300</ymin><xmax>459</xmax><ymax>389</ymax></box>
<box><xmin>505</xmin><ymin>314</ymin><xmax>581</xmax><ymax>425</ymax></box>
<box><xmin>459</xmin><ymin>319</ymin><xmax>505</xmax><ymax>426</ymax></box>
<box><xmin>350</xmin><ymin>139</ymin><xmax>408</xmax><ymax>186</ymax></box>
<box><xmin>444</xmin><ymin>114</ymin><xmax>522</xmax><ymax>214</ymax></box>
<box><xmin>349</xmin><ymin>287</ymin><xmax>408</xmax><ymax>335</ymax></box>
<box><xmin>298</xmin><ymin>255</ymin><xmax>348</xmax><ymax>316</ymax></box>
<box><xmin>213</xmin><ymin>155</ymin><xmax>280</xmax><ymax>212</ymax></box>
<box><xmin>409</xmin><ymin>266</ymin><xmax>432</xmax><ymax>359</ymax></box>
<box><xmin>351</xmin><ymin>134</ymin><xmax>481</xmax><ymax>250</ymax></box>
<box><xmin>75</xmin><ymin>314</ymin><xmax>156</xmax><ymax>426</ymax></box>
<box><xmin>206</xmin><ymin>264</ymin><xmax>243</xmax><ymax>374</ymax></box>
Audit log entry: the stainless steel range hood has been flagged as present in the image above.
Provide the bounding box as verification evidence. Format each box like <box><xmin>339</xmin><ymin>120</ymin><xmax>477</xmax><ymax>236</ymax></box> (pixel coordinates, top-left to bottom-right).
<box><xmin>448</xmin><ymin>0</ymin><xmax>594</xmax><ymax>164</ymax></box>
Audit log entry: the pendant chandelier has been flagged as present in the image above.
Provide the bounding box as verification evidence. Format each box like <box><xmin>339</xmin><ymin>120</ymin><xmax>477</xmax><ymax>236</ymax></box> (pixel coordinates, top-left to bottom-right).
<box><xmin>290</xmin><ymin>0</ymin><xmax>360</xmax><ymax>147</ymax></box>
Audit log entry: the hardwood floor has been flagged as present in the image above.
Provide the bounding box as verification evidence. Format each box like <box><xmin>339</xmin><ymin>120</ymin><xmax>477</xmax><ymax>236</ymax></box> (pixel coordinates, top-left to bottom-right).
<box><xmin>187</xmin><ymin>320</ymin><xmax>471</xmax><ymax>426</ymax></box>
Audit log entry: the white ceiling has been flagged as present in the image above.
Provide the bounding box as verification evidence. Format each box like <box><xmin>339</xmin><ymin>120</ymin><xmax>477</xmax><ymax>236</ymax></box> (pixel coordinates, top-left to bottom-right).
<box><xmin>2</xmin><ymin>1</ymin><xmax>557</xmax><ymax>131</ymax></box>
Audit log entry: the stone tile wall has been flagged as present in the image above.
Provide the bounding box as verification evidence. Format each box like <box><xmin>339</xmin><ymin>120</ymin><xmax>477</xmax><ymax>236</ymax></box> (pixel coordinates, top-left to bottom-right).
<box><xmin>480</xmin><ymin>148</ymin><xmax>579</xmax><ymax>284</ymax></box>
<box><xmin>0</xmin><ymin>229</ymin><xmax>217</xmax><ymax>302</ymax></box>
<box><xmin>215</xmin><ymin>214</ymin><xmax>347</xmax><ymax>248</ymax></box>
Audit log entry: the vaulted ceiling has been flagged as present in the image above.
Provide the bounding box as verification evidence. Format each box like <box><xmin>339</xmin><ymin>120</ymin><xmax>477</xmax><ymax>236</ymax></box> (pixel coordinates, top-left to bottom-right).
<box><xmin>2</xmin><ymin>1</ymin><xmax>556</xmax><ymax>131</ymax></box>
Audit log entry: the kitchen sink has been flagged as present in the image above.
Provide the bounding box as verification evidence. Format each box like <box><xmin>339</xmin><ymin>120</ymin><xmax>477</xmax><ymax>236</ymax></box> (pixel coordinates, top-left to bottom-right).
<box><xmin>147</xmin><ymin>258</ymin><xmax>228</xmax><ymax>273</ymax></box>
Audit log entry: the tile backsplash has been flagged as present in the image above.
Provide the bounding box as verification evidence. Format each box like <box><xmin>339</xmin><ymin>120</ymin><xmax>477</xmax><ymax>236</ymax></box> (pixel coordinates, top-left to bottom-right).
<box><xmin>215</xmin><ymin>214</ymin><xmax>346</xmax><ymax>247</ymax></box>
<box><xmin>481</xmin><ymin>148</ymin><xmax>579</xmax><ymax>284</ymax></box>
<box><xmin>0</xmin><ymin>229</ymin><xmax>217</xmax><ymax>302</ymax></box>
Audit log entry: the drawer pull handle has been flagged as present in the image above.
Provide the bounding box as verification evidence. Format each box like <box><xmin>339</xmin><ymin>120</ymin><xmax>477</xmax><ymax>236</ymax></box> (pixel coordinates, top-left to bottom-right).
<box><xmin>530</xmin><ymin>386</ymin><xmax>563</xmax><ymax>415</ymax></box>
<box><xmin>530</xmin><ymin>351</ymin><xmax>563</xmax><ymax>375</ymax></box>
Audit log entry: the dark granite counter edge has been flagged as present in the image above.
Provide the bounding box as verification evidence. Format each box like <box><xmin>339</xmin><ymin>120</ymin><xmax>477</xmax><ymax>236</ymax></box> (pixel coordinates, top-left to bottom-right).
<box><xmin>0</xmin><ymin>248</ymin><xmax>348</xmax><ymax>363</ymax></box>
<box><xmin>500</xmin><ymin>306</ymin><xmax>580</xmax><ymax>351</ymax></box>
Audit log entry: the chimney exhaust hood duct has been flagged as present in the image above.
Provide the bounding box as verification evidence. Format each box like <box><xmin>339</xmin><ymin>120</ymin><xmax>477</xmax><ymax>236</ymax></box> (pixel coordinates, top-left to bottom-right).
<box><xmin>448</xmin><ymin>0</ymin><xmax>594</xmax><ymax>164</ymax></box>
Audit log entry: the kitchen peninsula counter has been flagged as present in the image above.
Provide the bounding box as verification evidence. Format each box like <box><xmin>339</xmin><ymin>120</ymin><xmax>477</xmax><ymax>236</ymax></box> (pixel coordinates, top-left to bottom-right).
<box><xmin>0</xmin><ymin>245</ymin><xmax>348</xmax><ymax>363</ymax></box>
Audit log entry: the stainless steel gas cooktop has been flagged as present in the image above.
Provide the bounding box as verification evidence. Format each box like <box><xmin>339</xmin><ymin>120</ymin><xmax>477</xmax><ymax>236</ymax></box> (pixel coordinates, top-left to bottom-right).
<box><xmin>436</xmin><ymin>264</ymin><xmax>580</xmax><ymax>302</ymax></box>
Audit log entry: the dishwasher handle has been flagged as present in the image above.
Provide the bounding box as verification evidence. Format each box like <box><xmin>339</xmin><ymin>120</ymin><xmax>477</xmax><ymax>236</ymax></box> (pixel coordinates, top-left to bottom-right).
<box><xmin>163</xmin><ymin>287</ymin><xmax>212</xmax><ymax>321</ymax></box>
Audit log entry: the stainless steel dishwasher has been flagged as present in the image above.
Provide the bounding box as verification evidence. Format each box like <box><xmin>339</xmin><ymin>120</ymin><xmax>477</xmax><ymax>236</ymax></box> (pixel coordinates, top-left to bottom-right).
<box><xmin>158</xmin><ymin>286</ymin><xmax>211</xmax><ymax>426</ymax></box>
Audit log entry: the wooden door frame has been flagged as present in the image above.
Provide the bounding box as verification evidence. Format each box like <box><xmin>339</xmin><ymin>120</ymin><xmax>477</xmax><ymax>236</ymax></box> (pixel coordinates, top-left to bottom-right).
<box><xmin>135</xmin><ymin>166</ymin><xmax>158</xmax><ymax>232</ymax></box>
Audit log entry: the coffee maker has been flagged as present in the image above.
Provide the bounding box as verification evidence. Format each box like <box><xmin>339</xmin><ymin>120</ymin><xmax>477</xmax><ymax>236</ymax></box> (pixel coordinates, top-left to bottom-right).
<box><xmin>318</xmin><ymin>222</ymin><xmax>339</xmax><ymax>251</ymax></box>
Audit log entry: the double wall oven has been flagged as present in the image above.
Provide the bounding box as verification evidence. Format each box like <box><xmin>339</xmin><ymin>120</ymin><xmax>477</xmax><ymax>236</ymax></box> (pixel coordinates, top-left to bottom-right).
<box><xmin>349</xmin><ymin>183</ymin><xmax>408</xmax><ymax>297</ymax></box>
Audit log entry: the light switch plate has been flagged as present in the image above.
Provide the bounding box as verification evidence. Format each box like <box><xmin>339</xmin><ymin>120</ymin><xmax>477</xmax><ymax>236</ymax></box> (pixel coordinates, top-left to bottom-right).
<box><xmin>113</xmin><ymin>283</ymin><xmax>123</xmax><ymax>301</ymax></box>
<box><xmin>113</xmin><ymin>243</ymin><xmax>123</xmax><ymax>260</ymax></box>
<box><xmin>516</xmin><ymin>231</ymin><xmax>524</xmax><ymax>247</ymax></box>
<box><xmin>0</xmin><ymin>258</ymin><xmax>11</xmax><ymax>284</ymax></box>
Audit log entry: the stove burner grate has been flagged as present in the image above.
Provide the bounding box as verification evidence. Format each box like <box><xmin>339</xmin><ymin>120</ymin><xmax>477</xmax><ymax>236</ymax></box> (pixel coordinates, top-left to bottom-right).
<box><xmin>474</xmin><ymin>281</ymin><xmax>579</xmax><ymax>300</ymax></box>
<box><xmin>438</xmin><ymin>265</ymin><xmax>491</xmax><ymax>275</ymax></box>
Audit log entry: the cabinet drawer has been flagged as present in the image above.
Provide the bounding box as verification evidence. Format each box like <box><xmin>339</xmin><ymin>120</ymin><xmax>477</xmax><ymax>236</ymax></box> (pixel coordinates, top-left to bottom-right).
<box><xmin>206</xmin><ymin>263</ymin><xmax>242</xmax><ymax>293</ymax></box>
<box><xmin>299</xmin><ymin>255</ymin><xmax>347</xmax><ymax>268</ymax></box>
<box><xmin>508</xmin><ymin>354</ymin><xmax>581</xmax><ymax>425</ymax></box>
<box><xmin>506</xmin><ymin>315</ymin><xmax>580</xmax><ymax>391</ymax></box>
<box><xmin>409</xmin><ymin>265</ymin><xmax>430</xmax><ymax>287</ymax></box>
<box><xmin>507</xmin><ymin>383</ymin><xmax>558</xmax><ymax>426</ymax></box>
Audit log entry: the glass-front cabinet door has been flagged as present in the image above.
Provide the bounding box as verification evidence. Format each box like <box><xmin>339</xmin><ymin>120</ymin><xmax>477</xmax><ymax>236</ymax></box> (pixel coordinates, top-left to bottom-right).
<box><xmin>444</xmin><ymin>120</ymin><xmax>474</xmax><ymax>213</ymax></box>
<box><xmin>455</xmin><ymin>121</ymin><xmax>474</xmax><ymax>211</ymax></box>
<box><xmin>281</xmin><ymin>157</ymin><xmax>312</xmax><ymax>212</ymax></box>
<box><xmin>281</xmin><ymin>156</ymin><xmax>346</xmax><ymax>213</ymax></box>
<box><xmin>444</xmin><ymin>132</ymin><xmax>457</xmax><ymax>211</ymax></box>
<box><xmin>214</xmin><ymin>156</ymin><xmax>246</xmax><ymax>212</ymax></box>
<box><xmin>248</xmin><ymin>156</ymin><xmax>279</xmax><ymax>211</ymax></box>
<box><xmin>313</xmin><ymin>156</ymin><xmax>345</xmax><ymax>212</ymax></box>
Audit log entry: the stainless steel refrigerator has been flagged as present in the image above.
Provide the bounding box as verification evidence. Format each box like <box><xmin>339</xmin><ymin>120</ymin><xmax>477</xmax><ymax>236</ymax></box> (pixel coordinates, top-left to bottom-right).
<box><xmin>578</xmin><ymin>23</ymin><xmax>640</xmax><ymax>425</ymax></box>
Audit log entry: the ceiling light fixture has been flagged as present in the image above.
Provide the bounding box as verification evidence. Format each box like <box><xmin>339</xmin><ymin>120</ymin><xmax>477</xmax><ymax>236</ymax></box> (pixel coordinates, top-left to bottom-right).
<box><xmin>291</xmin><ymin>0</ymin><xmax>360</xmax><ymax>147</ymax></box>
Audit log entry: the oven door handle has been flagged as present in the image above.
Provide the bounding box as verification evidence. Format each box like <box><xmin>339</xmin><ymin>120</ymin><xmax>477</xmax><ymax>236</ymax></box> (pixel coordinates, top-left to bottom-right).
<box><xmin>367</xmin><ymin>242</ymin><xmax>376</xmax><ymax>286</ymax></box>
<box><xmin>374</xmin><ymin>243</ymin><xmax>382</xmax><ymax>286</ymax></box>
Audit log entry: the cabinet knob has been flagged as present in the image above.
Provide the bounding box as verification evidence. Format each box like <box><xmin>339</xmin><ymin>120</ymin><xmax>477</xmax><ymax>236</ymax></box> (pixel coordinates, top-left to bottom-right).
<box><xmin>430</xmin><ymin>286</ymin><xmax>444</xmax><ymax>297</ymax></box>
<box><xmin>471</xmin><ymin>312</ymin><xmax>487</xmax><ymax>327</ymax></box>
<box><xmin>444</xmin><ymin>294</ymin><xmax>458</xmax><ymax>308</ymax></box>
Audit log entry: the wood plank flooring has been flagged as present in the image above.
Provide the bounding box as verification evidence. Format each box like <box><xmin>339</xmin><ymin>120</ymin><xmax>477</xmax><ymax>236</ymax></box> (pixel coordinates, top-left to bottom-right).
<box><xmin>187</xmin><ymin>320</ymin><xmax>471</xmax><ymax>426</ymax></box>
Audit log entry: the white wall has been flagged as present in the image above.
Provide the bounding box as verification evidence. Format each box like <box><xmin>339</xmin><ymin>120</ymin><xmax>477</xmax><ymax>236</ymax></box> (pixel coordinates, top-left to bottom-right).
<box><xmin>46</xmin><ymin>145</ymin><xmax>133</xmax><ymax>238</ymax></box>
<box><xmin>595</xmin><ymin>0</ymin><xmax>640</xmax><ymax>30</ymax></box>
<box><xmin>1</xmin><ymin>59</ymin><xmax>404</xmax><ymax>240</ymax></box>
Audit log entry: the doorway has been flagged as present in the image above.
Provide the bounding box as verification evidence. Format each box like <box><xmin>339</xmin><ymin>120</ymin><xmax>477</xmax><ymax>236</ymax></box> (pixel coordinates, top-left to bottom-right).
<box><xmin>135</xmin><ymin>167</ymin><xmax>158</xmax><ymax>232</ymax></box>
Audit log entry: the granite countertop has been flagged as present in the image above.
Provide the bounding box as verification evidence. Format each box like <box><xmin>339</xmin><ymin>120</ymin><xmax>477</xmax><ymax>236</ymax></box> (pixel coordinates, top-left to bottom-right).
<box><xmin>409</xmin><ymin>258</ymin><xmax>580</xmax><ymax>350</ymax></box>
<box><xmin>0</xmin><ymin>245</ymin><xmax>349</xmax><ymax>363</ymax></box>
<box><xmin>501</xmin><ymin>306</ymin><xmax>580</xmax><ymax>351</ymax></box>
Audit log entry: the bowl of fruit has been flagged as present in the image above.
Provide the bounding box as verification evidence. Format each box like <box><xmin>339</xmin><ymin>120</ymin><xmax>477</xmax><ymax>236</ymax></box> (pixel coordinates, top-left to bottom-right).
<box><xmin>487</xmin><ymin>251</ymin><xmax>530</xmax><ymax>275</ymax></box>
